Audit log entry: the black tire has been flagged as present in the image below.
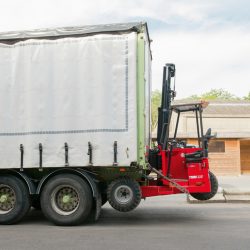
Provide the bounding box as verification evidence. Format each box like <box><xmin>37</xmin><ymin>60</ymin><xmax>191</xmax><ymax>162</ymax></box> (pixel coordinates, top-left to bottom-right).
<box><xmin>40</xmin><ymin>174</ymin><xmax>93</xmax><ymax>226</ymax></box>
<box><xmin>107</xmin><ymin>177</ymin><xmax>141</xmax><ymax>212</ymax></box>
<box><xmin>0</xmin><ymin>175</ymin><xmax>31</xmax><ymax>224</ymax></box>
<box><xmin>190</xmin><ymin>172</ymin><xmax>218</xmax><ymax>201</ymax></box>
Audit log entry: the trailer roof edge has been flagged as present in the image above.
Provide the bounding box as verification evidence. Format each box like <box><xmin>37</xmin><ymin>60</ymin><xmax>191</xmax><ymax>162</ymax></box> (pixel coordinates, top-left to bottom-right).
<box><xmin>0</xmin><ymin>21</ymin><xmax>150</xmax><ymax>42</ymax></box>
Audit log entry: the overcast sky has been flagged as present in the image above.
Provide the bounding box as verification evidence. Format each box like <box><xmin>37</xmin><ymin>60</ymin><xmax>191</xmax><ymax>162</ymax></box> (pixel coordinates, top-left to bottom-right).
<box><xmin>0</xmin><ymin>0</ymin><xmax>249</xmax><ymax>99</ymax></box>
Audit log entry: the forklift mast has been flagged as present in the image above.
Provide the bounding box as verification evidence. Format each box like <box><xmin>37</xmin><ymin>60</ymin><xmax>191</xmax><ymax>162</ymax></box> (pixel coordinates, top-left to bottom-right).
<box><xmin>157</xmin><ymin>64</ymin><xmax>176</xmax><ymax>149</ymax></box>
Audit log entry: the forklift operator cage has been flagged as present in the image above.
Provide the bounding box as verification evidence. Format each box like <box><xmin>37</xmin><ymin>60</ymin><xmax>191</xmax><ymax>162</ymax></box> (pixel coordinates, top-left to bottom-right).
<box><xmin>0</xmin><ymin>22</ymin><xmax>152</xmax><ymax>169</ymax></box>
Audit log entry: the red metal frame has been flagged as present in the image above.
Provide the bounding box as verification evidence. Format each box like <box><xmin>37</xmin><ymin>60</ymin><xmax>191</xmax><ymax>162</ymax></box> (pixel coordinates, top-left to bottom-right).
<box><xmin>141</xmin><ymin>147</ymin><xmax>211</xmax><ymax>198</ymax></box>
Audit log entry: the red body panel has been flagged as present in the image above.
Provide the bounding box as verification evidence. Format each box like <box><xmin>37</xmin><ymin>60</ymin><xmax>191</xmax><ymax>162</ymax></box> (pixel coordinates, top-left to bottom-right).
<box><xmin>141</xmin><ymin>148</ymin><xmax>211</xmax><ymax>198</ymax></box>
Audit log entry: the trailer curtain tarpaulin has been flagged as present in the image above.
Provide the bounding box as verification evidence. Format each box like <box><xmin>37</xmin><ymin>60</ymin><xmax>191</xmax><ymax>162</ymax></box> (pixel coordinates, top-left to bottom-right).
<box><xmin>0</xmin><ymin>33</ymin><xmax>137</xmax><ymax>168</ymax></box>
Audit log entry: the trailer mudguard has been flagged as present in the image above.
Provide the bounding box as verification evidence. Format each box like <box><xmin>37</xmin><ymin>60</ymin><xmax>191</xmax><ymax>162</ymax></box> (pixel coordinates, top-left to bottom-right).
<box><xmin>0</xmin><ymin>169</ymin><xmax>36</xmax><ymax>194</ymax></box>
<box><xmin>36</xmin><ymin>168</ymin><xmax>99</xmax><ymax>197</ymax></box>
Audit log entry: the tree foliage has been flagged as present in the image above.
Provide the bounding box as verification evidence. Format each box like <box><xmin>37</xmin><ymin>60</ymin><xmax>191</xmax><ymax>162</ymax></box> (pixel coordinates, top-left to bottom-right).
<box><xmin>151</xmin><ymin>90</ymin><xmax>161</xmax><ymax>131</ymax></box>
<box><xmin>188</xmin><ymin>88</ymin><xmax>240</xmax><ymax>100</ymax></box>
<box><xmin>243</xmin><ymin>92</ymin><xmax>250</xmax><ymax>100</ymax></box>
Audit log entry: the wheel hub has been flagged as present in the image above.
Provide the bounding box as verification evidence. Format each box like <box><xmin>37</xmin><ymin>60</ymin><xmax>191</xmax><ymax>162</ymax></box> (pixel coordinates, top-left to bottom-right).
<box><xmin>51</xmin><ymin>185</ymin><xmax>80</xmax><ymax>215</ymax></box>
<box><xmin>0</xmin><ymin>194</ymin><xmax>8</xmax><ymax>203</ymax></box>
<box><xmin>62</xmin><ymin>195</ymin><xmax>71</xmax><ymax>204</ymax></box>
<box><xmin>0</xmin><ymin>185</ymin><xmax>16</xmax><ymax>213</ymax></box>
<box><xmin>114</xmin><ymin>185</ymin><xmax>133</xmax><ymax>204</ymax></box>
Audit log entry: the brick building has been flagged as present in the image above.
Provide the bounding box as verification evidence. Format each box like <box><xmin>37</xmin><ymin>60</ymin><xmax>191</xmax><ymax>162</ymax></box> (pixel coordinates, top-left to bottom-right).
<box><xmin>169</xmin><ymin>101</ymin><xmax>250</xmax><ymax>175</ymax></box>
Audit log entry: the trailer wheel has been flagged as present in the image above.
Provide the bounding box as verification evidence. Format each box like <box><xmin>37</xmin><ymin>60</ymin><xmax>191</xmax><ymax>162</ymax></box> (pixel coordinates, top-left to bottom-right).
<box><xmin>0</xmin><ymin>175</ymin><xmax>31</xmax><ymax>224</ymax></box>
<box><xmin>107</xmin><ymin>177</ymin><xmax>141</xmax><ymax>212</ymax></box>
<box><xmin>190</xmin><ymin>172</ymin><xmax>218</xmax><ymax>201</ymax></box>
<box><xmin>40</xmin><ymin>174</ymin><xmax>92</xmax><ymax>226</ymax></box>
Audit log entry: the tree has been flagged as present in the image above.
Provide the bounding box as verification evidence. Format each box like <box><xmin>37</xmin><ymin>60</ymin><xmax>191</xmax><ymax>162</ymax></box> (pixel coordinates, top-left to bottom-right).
<box><xmin>151</xmin><ymin>90</ymin><xmax>161</xmax><ymax>131</ymax></box>
<box><xmin>187</xmin><ymin>88</ymin><xmax>240</xmax><ymax>100</ymax></box>
<box><xmin>243</xmin><ymin>92</ymin><xmax>250</xmax><ymax>100</ymax></box>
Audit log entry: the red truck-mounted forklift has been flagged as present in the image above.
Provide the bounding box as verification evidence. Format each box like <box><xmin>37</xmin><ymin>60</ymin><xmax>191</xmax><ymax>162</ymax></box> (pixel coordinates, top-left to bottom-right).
<box><xmin>104</xmin><ymin>63</ymin><xmax>218</xmax><ymax>216</ymax></box>
<box><xmin>143</xmin><ymin>63</ymin><xmax>218</xmax><ymax>200</ymax></box>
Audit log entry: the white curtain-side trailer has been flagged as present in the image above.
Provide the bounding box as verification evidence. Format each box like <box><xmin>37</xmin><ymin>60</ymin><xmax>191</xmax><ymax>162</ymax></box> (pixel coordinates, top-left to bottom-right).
<box><xmin>0</xmin><ymin>22</ymin><xmax>151</xmax><ymax>169</ymax></box>
<box><xmin>0</xmin><ymin>22</ymin><xmax>152</xmax><ymax>225</ymax></box>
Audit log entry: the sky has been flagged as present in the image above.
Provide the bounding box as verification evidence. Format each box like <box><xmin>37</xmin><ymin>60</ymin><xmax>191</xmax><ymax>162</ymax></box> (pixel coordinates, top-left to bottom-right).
<box><xmin>0</xmin><ymin>0</ymin><xmax>249</xmax><ymax>99</ymax></box>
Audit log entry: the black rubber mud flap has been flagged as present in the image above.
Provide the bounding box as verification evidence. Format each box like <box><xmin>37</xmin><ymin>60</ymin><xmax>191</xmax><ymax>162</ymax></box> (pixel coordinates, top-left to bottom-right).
<box><xmin>87</xmin><ymin>188</ymin><xmax>102</xmax><ymax>222</ymax></box>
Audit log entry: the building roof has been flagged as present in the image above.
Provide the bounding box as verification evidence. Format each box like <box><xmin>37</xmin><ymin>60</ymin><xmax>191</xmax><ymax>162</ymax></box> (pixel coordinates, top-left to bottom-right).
<box><xmin>204</xmin><ymin>101</ymin><xmax>250</xmax><ymax>116</ymax></box>
<box><xmin>173</xmin><ymin>100</ymin><xmax>250</xmax><ymax>117</ymax></box>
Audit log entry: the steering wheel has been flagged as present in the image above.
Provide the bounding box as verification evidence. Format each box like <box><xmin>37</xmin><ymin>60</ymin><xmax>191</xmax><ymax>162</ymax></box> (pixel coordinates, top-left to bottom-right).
<box><xmin>205</xmin><ymin>128</ymin><xmax>211</xmax><ymax>138</ymax></box>
<box><xmin>204</xmin><ymin>128</ymin><xmax>217</xmax><ymax>141</ymax></box>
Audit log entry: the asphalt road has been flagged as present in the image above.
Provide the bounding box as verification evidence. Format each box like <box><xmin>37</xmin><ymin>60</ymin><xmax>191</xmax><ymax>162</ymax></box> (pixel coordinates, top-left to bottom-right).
<box><xmin>0</xmin><ymin>195</ymin><xmax>250</xmax><ymax>250</ymax></box>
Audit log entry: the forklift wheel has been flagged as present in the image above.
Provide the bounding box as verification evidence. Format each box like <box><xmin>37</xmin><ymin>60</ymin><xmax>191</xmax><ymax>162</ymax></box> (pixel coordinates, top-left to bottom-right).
<box><xmin>190</xmin><ymin>172</ymin><xmax>218</xmax><ymax>201</ymax></box>
<box><xmin>107</xmin><ymin>177</ymin><xmax>141</xmax><ymax>212</ymax></box>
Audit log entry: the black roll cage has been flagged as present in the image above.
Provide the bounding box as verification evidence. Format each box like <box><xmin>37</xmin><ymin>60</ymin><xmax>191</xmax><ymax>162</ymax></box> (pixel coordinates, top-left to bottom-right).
<box><xmin>170</xmin><ymin>101</ymin><xmax>209</xmax><ymax>153</ymax></box>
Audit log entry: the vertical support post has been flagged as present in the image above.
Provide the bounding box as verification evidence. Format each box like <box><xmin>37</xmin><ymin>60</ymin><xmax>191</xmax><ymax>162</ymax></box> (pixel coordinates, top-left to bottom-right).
<box><xmin>157</xmin><ymin>66</ymin><xmax>166</xmax><ymax>144</ymax></box>
<box><xmin>199</xmin><ymin>107</ymin><xmax>205</xmax><ymax>151</ymax></box>
<box><xmin>195</xmin><ymin>108</ymin><xmax>201</xmax><ymax>148</ymax></box>
<box><xmin>162</xmin><ymin>109</ymin><xmax>173</xmax><ymax>151</ymax></box>
<box><xmin>39</xmin><ymin>143</ymin><xmax>43</xmax><ymax>171</ymax></box>
<box><xmin>167</xmin><ymin>147</ymin><xmax>172</xmax><ymax>178</ymax></box>
<box><xmin>64</xmin><ymin>142</ymin><xmax>69</xmax><ymax>167</ymax></box>
<box><xmin>173</xmin><ymin>111</ymin><xmax>180</xmax><ymax>140</ymax></box>
<box><xmin>113</xmin><ymin>141</ymin><xmax>118</xmax><ymax>166</ymax></box>
<box><xmin>20</xmin><ymin>144</ymin><xmax>24</xmax><ymax>171</ymax></box>
<box><xmin>136</xmin><ymin>32</ymin><xmax>146</xmax><ymax>168</ymax></box>
<box><xmin>88</xmin><ymin>142</ymin><xmax>93</xmax><ymax>166</ymax></box>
